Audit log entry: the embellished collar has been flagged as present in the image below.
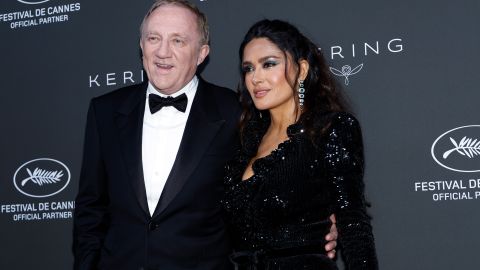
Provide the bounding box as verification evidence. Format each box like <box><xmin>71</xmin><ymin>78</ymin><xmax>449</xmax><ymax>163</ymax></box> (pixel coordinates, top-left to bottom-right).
<box><xmin>241</xmin><ymin>113</ymin><xmax>305</xmax><ymax>157</ymax></box>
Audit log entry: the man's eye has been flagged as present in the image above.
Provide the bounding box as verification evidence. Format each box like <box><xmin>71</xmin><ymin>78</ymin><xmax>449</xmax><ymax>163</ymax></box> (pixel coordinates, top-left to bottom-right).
<box><xmin>173</xmin><ymin>38</ymin><xmax>185</xmax><ymax>45</ymax></box>
<box><xmin>147</xmin><ymin>36</ymin><xmax>159</xmax><ymax>42</ymax></box>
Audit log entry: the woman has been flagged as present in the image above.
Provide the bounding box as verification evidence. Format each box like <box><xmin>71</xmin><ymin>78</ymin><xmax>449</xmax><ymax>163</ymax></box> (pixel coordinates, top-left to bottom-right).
<box><xmin>222</xmin><ymin>19</ymin><xmax>378</xmax><ymax>269</ymax></box>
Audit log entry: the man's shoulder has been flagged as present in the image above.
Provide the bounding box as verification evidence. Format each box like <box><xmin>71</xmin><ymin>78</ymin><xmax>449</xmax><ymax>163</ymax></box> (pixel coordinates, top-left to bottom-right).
<box><xmin>199</xmin><ymin>78</ymin><xmax>238</xmax><ymax>102</ymax></box>
<box><xmin>91</xmin><ymin>82</ymin><xmax>147</xmax><ymax>105</ymax></box>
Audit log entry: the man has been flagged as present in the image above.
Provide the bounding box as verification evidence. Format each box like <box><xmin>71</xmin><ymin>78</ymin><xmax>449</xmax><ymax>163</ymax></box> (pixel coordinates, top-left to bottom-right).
<box><xmin>73</xmin><ymin>1</ymin><xmax>337</xmax><ymax>269</ymax></box>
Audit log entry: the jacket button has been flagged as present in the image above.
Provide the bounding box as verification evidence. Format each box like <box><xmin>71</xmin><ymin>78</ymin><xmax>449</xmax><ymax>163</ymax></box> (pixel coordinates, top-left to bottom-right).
<box><xmin>148</xmin><ymin>221</ymin><xmax>158</xmax><ymax>231</ymax></box>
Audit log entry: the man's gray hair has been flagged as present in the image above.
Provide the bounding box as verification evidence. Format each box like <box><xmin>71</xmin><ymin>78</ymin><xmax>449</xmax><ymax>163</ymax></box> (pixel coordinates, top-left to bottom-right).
<box><xmin>140</xmin><ymin>0</ymin><xmax>209</xmax><ymax>45</ymax></box>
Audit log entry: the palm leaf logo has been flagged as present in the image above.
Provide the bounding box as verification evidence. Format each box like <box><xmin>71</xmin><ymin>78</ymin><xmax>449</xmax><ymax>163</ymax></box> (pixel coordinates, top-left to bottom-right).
<box><xmin>20</xmin><ymin>167</ymin><xmax>64</xmax><ymax>186</ymax></box>
<box><xmin>443</xmin><ymin>136</ymin><xmax>480</xmax><ymax>159</ymax></box>
<box><xmin>329</xmin><ymin>63</ymin><xmax>364</xmax><ymax>85</ymax></box>
<box><xmin>17</xmin><ymin>1</ymin><xmax>51</xmax><ymax>4</ymax></box>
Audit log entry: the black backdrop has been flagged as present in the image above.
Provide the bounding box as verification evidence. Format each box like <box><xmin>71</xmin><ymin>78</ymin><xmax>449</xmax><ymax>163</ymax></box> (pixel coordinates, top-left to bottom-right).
<box><xmin>1</xmin><ymin>0</ymin><xmax>479</xmax><ymax>269</ymax></box>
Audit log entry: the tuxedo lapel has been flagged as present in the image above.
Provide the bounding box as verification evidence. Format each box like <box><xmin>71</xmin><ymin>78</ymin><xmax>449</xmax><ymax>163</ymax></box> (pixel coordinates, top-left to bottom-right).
<box><xmin>153</xmin><ymin>79</ymin><xmax>225</xmax><ymax>217</ymax></box>
<box><xmin>115</xmin><ymin>83</ymin><xmax>150</xmax><ymax>217</ymax></box>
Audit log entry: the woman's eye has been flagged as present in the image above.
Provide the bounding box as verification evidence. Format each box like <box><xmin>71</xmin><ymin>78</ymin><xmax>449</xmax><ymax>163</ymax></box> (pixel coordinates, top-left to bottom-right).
<box><xmin>242</xmin><ymin>65</ymin><xmax>254</xmax><ymax>73</ymax></box>
<box><xmin>263</xmin><ymin>61</ymin><xmax>277</xmax><ymax>68</ymax></box>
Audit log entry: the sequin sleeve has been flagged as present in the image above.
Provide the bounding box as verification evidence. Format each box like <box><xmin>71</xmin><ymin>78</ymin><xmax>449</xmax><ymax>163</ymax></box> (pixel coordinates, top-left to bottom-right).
<box><xmin>324</xmin><ymin>112</ymin><xmax>379</xmax><ymax>270</ymax></box>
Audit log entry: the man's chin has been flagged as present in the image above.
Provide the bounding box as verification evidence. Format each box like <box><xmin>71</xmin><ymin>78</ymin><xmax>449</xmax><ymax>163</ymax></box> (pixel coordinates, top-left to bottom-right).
<box><xmin>150</xmin><ymin>81</ymin><xmax>180</xmax><ymax>95</ymax></box>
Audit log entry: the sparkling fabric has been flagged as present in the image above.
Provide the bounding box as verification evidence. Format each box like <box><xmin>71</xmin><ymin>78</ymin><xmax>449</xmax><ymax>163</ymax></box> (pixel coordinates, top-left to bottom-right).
<box><xmin>222</xmin><ymin>112</ymin><xmax>378</xmax><ymax>270</ymax></box>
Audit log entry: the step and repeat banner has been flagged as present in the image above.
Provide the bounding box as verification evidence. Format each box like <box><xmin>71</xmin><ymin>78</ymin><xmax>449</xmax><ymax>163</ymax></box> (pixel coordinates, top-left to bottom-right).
<box><xmin>1</xmin><ymin>0</ymin><xmax>478</xmax><ymax>269</ymax></box>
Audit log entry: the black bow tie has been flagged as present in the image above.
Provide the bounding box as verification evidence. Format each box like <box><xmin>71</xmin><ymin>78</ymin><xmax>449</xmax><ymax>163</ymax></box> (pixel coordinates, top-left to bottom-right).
<box><xmin>149</xmin><ymin>93</ymin><xmax>188</xmax><ymax>113</ymax></box>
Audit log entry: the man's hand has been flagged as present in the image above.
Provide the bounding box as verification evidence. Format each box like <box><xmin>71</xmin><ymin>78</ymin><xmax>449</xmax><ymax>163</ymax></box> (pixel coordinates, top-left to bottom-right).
<box><xmin>325</xmin><ymin>214</ymin><xmax>338</xmax><ymax>259</ymax></box>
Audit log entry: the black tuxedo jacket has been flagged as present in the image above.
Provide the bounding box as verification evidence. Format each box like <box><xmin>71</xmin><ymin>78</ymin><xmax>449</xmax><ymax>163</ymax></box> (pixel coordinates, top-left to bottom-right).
<box><xmin>73</xmin><ymin>79</ymin><xmax>241</xmax><ymax>270</ymax></box>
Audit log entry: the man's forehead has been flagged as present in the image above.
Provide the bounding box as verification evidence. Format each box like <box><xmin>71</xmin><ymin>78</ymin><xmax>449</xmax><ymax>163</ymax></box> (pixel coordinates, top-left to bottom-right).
<box><xmin>149</xmin><ymin>5</ymin><xmax>197</xmax><ymax>24</ymax></box>
<box><xmin>144</xmin><ymin>5</ymin><xmax>198</xmax><ymax>34</ymax></box>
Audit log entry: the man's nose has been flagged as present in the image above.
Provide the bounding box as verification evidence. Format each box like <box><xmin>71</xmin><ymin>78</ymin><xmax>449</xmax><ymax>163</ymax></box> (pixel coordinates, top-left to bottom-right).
<box><xmin>155</xmin><ymin>40</ymin><xmax>172</xmax><ymax>58</ymax></box>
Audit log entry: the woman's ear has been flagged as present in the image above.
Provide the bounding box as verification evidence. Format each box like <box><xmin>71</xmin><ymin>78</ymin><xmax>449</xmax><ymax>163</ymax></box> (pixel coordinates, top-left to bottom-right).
<box><xmin>298</xmin><ymin>59</ymin><xmax>310</xmax><ymax>81</ymax></box>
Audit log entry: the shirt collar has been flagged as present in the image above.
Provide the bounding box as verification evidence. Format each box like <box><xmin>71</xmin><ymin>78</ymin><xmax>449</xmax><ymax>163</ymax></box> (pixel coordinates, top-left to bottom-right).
<box><xmin>146</xmin><ymin>76</ymin><xmax>198</xmax><ymax>99</ymax></box>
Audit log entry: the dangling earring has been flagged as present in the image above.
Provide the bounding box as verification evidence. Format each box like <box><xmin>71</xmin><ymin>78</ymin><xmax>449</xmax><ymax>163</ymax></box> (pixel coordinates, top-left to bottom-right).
<box><xmin>298</xmin><ymin>80</ymin><xmax>305</xmax><ymax>107</ymax></box>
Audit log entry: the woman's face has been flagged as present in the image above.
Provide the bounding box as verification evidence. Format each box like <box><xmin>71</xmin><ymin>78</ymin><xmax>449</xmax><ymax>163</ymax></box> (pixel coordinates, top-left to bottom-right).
<box><xmin>242</xmin><ymin>38</ymin><xmax>298</xmax><ymax>112</ymax></box>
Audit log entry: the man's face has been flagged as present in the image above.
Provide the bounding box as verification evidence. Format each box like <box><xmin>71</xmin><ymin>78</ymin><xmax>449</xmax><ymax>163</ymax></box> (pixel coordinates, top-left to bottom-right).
<box><xmin>140</xmin><ymin>5</ymin><xmax>209</xmax><ymax>95</ymax></box>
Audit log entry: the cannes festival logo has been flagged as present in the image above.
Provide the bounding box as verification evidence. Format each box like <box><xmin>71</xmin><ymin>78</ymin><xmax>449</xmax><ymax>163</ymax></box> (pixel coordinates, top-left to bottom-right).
<box><xmin>13</xmin><ymin>158</ymin><xmax>71</xmax><ymax>198</ymax></box>
<box><xmin>431</xmin><ymin>125</ymin><xmax>480</xmax><ymax>173</ymax></box>
<box><xmin>329</xmin><ymin>64</ymin><xmax>363</xmax><ymax>85</ymax></box>
<box><xmin>17</xmin><ymin>0</ymin><xmax>50</xmax><ymax>4</ymax></box>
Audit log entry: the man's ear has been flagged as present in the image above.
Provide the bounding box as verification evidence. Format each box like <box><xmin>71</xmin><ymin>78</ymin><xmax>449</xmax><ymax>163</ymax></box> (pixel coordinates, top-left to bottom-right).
<box><xmin>139</xmin><ymin>39</ymin><xmax>144</xmax><ymax>59</ymax></box>
<box><xmin>197</xmin><ymin>44</ymin><xmax>210</xmax><ymax>65</ymax></box>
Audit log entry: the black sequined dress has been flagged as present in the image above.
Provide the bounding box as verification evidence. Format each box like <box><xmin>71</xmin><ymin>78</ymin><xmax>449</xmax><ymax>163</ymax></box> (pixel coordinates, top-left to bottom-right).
<box><xmin>222</xmin><ymin>112</ymin><xmax>378</xmax><ymax>270</ymax></box>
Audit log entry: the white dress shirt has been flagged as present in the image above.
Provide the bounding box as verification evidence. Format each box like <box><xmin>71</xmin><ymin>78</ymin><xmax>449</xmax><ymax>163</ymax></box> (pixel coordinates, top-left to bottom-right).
<box><xmin>142</xmin><ymin>76</ymin><xmax>198</xmax><ymax>216</ymax></box>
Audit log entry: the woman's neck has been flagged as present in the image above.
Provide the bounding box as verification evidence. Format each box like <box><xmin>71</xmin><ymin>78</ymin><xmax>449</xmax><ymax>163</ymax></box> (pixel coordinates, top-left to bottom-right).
<box><xmin>267</xmin><ymin>102</ymin><xmax>299</xmax><ymax>135</ymax></box>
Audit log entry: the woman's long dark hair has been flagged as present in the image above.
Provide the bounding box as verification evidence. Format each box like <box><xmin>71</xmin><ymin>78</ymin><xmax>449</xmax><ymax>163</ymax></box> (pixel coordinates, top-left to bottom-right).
<box><xmin>238</xmin><ymin>19</ymin><xmax>350</xmax><ymax>144</ymax></box>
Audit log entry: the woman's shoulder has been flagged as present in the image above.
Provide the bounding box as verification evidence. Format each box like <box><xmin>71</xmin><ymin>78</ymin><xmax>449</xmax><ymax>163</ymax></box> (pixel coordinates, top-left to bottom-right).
<box><xmin>326</xmin><ymin>111</ymin><xmax>360</xmax><ymax>129</ymax></box>
<box><xmin>310</xmin><ymin>111</ymin><xmax>362</xmax><ymax>146</ymax></box>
